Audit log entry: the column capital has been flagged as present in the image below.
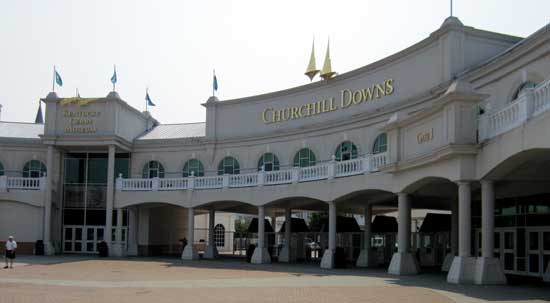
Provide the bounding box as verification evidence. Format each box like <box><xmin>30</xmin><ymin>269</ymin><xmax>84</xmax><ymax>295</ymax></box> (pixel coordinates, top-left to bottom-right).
<box><xmin>480</xmin><ymin>179</ymin><xmax>494</xmax><ymax>187</ymax></box>
<box><xmin>455</xmin><ymin>180</ymin><xmax>474</xmax><ymax>186</ymax></box>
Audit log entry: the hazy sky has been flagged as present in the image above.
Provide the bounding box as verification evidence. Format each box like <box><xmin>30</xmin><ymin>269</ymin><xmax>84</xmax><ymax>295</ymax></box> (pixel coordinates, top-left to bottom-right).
<box><xmin>1</xmin><ymin>0</ymin><xmax>549</xmax><ymax>124</ymax></box>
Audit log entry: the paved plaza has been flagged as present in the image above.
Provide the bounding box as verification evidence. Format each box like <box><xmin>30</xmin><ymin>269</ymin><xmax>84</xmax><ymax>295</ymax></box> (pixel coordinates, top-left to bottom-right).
<box><xmin>0</xmin><ymin>256</ymin><xmax>547</xmax><ymax>303</ymax></box>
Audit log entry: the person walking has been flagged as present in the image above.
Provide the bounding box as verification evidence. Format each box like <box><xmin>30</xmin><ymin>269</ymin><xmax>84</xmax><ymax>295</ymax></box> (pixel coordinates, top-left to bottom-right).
<box><xmin>4</xmin><ymin>236</ymin><xmax>17</xmax><ymax>269</ymax></box>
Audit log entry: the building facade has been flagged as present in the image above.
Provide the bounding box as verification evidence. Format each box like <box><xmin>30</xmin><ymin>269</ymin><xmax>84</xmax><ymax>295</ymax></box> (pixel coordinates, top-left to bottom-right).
<box><xmin>0</xmin><ymin>17</ymin><xmax>549</xmax><ymax>284</ymax></box>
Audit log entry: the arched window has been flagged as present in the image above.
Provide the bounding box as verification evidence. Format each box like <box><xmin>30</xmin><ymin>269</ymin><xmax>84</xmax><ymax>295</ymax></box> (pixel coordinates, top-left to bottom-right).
<box><xmin>0</xmin><ymin>162</ymin><xmax>4</xmax><ymax>176</ymax></box>
<box><xmin>218</xmin><ymin>157</ymin><xmax>240</xmax><ymax>175</ymax></box>
<box><xmin>23</xmin><ymin>160</ymin><xmax>46</xmax><ymax>178</ymax></box>
<box><xmin>293</xmin><ymin>148</ymin><xmax>316</xmax><ymax>167</ymax></box>
<box><xmin>182</xmin><ymin>159</ymin><xmax>204</xmax><ymax>177</ymax></box>
<box><xmin>335</xmin><ymin>141</ymin><xmax>358</xmax><ymax>161</ymax></box>
<box><xmin>372</xmin><ymin>133</ymin><xmax>388</xmax><ymax>154</ymax></box>
<box><xmin>512</xmin><ymin>81</ymin><xmax>537</xmax><ymax>101</ymax></box>
<box><xmin>258</xmin><ymin>153</ymin><xmax>280</xmax><ymax>171</ymax></box>
<box><xmin>142</xmin><ymin>161</ymin><xmax>164</xmax><ymax>178</ymax></box>
<box><xmin>214</xmin><ymin>224</ymin><xmax>225</xmax><ymax>247</ymax></box>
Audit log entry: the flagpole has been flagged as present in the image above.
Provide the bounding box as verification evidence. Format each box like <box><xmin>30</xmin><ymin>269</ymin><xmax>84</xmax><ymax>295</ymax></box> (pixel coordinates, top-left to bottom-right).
<box><xmin>145</xmin><ymin>87</ymin><xmax>148</xmax><ymax>112</ymax></box>
<box><xmin>450</xmin><ymin>0</ymin><xmax>453</xmax><ymax>17</ymax></box>
<box><xmin>52</xmin><ymin>65</ymin><xmax>55</xmax><ymax>92</ymax></box>
<box><xmin>113</xmin><ymin>65</ymin><xmax>116</xmax><ymax>92</ymax></box>
<box><xmin>213</xmin><ymin>69</ymin><xmax>215</xmax><ymax>97</ymax></box>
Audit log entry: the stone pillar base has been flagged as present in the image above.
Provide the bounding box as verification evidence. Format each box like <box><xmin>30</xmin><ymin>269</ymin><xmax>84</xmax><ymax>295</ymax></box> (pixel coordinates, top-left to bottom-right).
<box><xmin>447</xmin><ymin>256</ymin><xmax>477</xmax><ymax>284</ymax></box>
<box><xmin>181</xmin><ymin>245</ymin><xmax>199</xmax><ymax>260</ymax></box>
<box><xmin>43</xmin><ymin>241</ymin><xmax>55</xmax><ymax>256</ymax></box>
<box><xmin>388</xmin><ymin>252</ymin><xmax>419</xmax><ymax>275</ymax></box>
<box><xmin>544</xmin><ymin>261</ymin><xmax>550</xmax><ymax>282</ymax></box>
<box><xmin>474</xmin><ymin>257</ymin><xmax>507</xmax><ymax>285</ymax></box>
<box><xmin>356</xmin><ymin>249</ymin><xmax>376</xmax><ymax>268</ymax></box>
<box><xmin>320</xmin><ymin>249</ymin><xmax>334</xmax><ymax>269</ymax></box>
<box><xmin>278</xmin><ymin>246</ymin><xmax>295</xmax><ymax>263</ymax></box>
<box><xmin>204</xmin><ymin>245</ymin><xmax>219</xmax><ymax>259</ymax></box>
<box><xmin>110</xmin><ymin>243</ymin><xmax>126</xmax><ymax>257</ymax></box>
<box><xmin>127</xmin><ymin>244</ymin><xmax>138</xmax><ymax>256</ymax></box>
<box><xmin>251</xmin><ymin>247</ymin><xmax>271</xmax><ymax>264</ymax></box>
<box><xmin>441</xmin><ymin>253</ymin><xmax>455</xmax><ymax>272</ymax></box>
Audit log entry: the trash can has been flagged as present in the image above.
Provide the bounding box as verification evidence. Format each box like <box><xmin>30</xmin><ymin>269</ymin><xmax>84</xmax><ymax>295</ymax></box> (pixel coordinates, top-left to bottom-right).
<box><xmin>34</xmin><ymin>240</ymin><xmax>44</xmax><ymax>256</ymax></box>
<box><xmin>246</xmin><ymin>244</ymin><xmax>256</xmax><ymax>263</ymax></box>
<box><xmin>98</xmin><ymin>241</ymin><xmax>108</xmax><ymax>257</ymax></box>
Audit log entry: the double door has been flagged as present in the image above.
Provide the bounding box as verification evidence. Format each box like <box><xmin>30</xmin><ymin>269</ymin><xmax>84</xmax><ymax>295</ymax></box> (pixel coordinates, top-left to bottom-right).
<box><xmin>478</xmin><ymin>228</ymin><xmax>550</xmax><ymax>277</ymax></box>
<box><xmin>63</xmin><ymin>225</ymin><xmax>104</xmax><ymax>253</ymax></box>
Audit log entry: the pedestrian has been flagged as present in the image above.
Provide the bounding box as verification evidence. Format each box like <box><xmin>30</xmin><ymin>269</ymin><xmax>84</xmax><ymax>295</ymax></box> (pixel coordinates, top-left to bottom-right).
<box><xmin>4</xmin><ymin>236</ymin><xmax>17</xmax><ymax>269</ymax></box>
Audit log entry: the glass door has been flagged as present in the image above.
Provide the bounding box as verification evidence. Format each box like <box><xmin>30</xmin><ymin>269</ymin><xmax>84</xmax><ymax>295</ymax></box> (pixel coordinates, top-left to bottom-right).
<box><xmin>527</xmin><ymin>229</ymin><xmax>550</xmax><ymax>277</ymax></box>
<box><xmin>501</xmin><ymin>230</ymin><xmax>516</xmax><ymax>273</ymax></box>
<box><xmin>63</xmin><ymin>226</ymin><xmax>83</xmax><ymax>253</ymax></box>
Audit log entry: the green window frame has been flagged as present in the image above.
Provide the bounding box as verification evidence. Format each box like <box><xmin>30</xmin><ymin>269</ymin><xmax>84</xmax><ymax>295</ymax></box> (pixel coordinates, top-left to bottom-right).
<box><xmin>335</xmin><ymin>141</ymin><xmax>358</xmax><ymax>161</ymax></box>
<box><xmin>183</xmin><ymin>159</ymin><xmax>204</xmax><ymax>177</ymax></box>
<box><xmin>142</xmin><ymin>161</ymin><xmax>165</xmax><ymax>178</ymax></box>
<box><xmin>372</xmin><ymin>133</ymin><xmax>388</xmax><ymax>154</ymax></box>
<box><xmin>258</xmin><ymin>153</ymin><xmax>280</xmax><ymax>171</ymax></box>
<box><xmin>23</xmin><ymin>160</ymin><xmax>46</xmax><ymax>178</ymax></box>
<box><xmin>293</xmin><ymin>148</ymin><xmax>316</xmax><ymax>167</ymax></box>
<box><xmin>218</xmin><ymin>157</ymin><xmax>240</xmax><ymax>175</ymax></box>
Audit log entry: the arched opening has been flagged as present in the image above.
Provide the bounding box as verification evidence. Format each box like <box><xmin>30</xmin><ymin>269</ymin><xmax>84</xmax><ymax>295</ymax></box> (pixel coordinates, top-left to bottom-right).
<box><xmin>183</xmin><ymin>159</ymin><xmax>204</xmax><ymax>177</ymax></box>
<box><xmin>142</xmin><ymin>161</ymin><xmax>164</xmax><ymax>178</ymax></box>
<box><xmin>512</xmin><ymin>81</ymin><xmax>537</xmax><ymax>101</ymax></box>
<box><xmin>293</xmin><ymin>148</ymin><xmax>316</xmax><ymax>167</ymax></box>
<box><xmin>372</xmin><ymin>133</ymin><xmax>388</xmax><ymax>154</ymax></box>
<box><xmin>22</xmin><ymin>160</ymin><xmax>46</xmax><ymax>178</ymax></box>
<box><xmin>258</xmin><ymin>153</ymin><xmax>280</xmax><ymax>171</ymax></box>
<box><xmin>335</xmin><ymin>141</ymin><xmax>358</xmax><ymax>161</ymax></box>
<box><xmin>218</xmin><ymin>157</ymin><xmax>240</xmax><ymax>175</ymax></box>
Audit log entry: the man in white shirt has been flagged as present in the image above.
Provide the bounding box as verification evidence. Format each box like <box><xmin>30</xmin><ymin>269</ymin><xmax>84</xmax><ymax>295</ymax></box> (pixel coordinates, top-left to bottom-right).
<box><xmin>4</xmin><ymin>236</ymin><xmax>17</xmax><ymax>269</ymax></box>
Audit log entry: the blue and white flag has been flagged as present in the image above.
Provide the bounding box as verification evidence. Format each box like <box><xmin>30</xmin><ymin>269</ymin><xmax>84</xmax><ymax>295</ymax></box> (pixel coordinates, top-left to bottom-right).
<box><xmin>110</xmin><ymin>68</ymin><xmax>117</xmax><ymax>84</ymax></box>
<box><xmin>213</xmin><ymin>73</ymin><xmax>218</xmax><ymax>92</ymax></box>
<box><xmin>145</xmin><ymin>91</ymin><xmax>155</xmax><ymax>107</ymax></box>
<box><xmin>55</xmin><ymin>70</ymin><xmax>63</xmax><ymax>87</ymax></box>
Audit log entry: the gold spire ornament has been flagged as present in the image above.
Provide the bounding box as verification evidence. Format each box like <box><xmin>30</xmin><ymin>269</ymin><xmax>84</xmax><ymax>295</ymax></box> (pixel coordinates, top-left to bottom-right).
<box><xmin>320</xmin><ymin>39</ymin><xmax>336</xmax><ymax>80</ymax></box>
<box><xmin>304</xmin><ymin>39</ymin><xmax>320</xmax><ymax>81</ymax></box>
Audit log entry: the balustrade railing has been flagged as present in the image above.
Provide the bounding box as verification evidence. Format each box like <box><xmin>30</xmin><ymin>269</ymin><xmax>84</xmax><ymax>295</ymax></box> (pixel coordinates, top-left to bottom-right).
<box><xmin>117</xmin><ymin>153</ymin><xmax>389</xmax><ymax>192</ymax></box>
<box><xmin>479</xmin><ymin>79</ymin><xmax>550</xmax><ymax>141</ymax></box>
<box><xmin>0</xmin><ymin>176</ymin><xmax>44</xmax><ymax>191</ymax></box>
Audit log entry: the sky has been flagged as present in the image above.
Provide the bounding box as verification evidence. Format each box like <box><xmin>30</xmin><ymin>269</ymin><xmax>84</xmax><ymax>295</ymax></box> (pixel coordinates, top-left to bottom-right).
<box><xmin>1</xmin><ymin>0</ymin><xmax>549</xmax><ymax>124</ymax></box>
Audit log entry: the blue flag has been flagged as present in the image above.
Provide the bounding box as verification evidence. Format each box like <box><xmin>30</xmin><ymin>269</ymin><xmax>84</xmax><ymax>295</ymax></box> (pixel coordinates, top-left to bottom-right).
<box><xmin>213</xmin><ymin>74</ymin><xmax>218</xmax><ymax>91</ymax></box>
<box><xmin>55</xmin><ymin>70</ymin><xmax>63</xmax><ymax>87</ymax></box>
<box><xmin>145</xmin><ymin>91</ymin><xmax>155</xmax><ymax>106</ymax></box>
<box><xmin>111</xmin><ymin>69</ymin><xmax>117</xmax><ymax>84</ymax></box>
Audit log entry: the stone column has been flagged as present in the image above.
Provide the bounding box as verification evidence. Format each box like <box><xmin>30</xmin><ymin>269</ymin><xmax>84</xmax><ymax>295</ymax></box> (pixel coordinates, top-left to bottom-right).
<box><xmin>388</xmin><ymin>193</ymin><xmax>419</xmax><ymax>275</ymax></box>
<box><xmin>357</xmin><ymin>205</ymin><xmax>375</xmax><ymax>267</ymax></box>
<box><xmin>279</xmin><ymin>208</ymin><xmax>294</xmax><ymax>262</ymax></box>
<box><xmin>182</xmin><ymin>207</ymin><xmax>199</xmax><ymax>260</ymax></box>
<box><xmin>447</xmin><ymin>181</ymin><xmax>476</xmax><ymax>284</ymax></box>
<box><xmin>474</xmin><ymin>180</ymin><xmax>506</xmax><ymax>284</ymax></box>
<box><xmin>43</xmin><ymin>145</ymin><xmax>55</xmax><ymax>255</ymax></box>
<box><xmin>251</xmin><ymin>206</ymin><xmax>271</xmax><ymax>264</ymax></box>
<box><xmin>442</xmin><ymin>198</ymin><xmax>458</xmax><ymax>272</ymax></box>
<box><xmin>127</xmin><ymin>207</ymin><xmax>138</xmax><ymax>256</ymax></box>
<box><xmin>204</xmin><ymin>209</ymin><xmax>219</xmax><ymax>259</ymax></box>
<box><xmin>105</xmin><ymin>145</ymin><xmax>116</xmax><ymax>252</ymax></box>
<box><xmin>111</xmin><ymin>209</ymin><xmax>125</xmax><ymax>256</ymax></box>
<box><xmin>321</xmin><ymin>201</ymin><xmax>336</xmax><ymax>269</ymax></box>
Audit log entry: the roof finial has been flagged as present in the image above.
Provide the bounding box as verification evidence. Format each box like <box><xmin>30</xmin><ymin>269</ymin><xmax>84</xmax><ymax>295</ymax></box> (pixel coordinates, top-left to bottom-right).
<box><xmin>320</xmin><ymin>38</ymin><xmax>336</xmax><ymax>80</ymax></box>
<box><xmin>304</xmin><ymin>38</ymin><xmax>320</xmax><ymax>81</ymax></box>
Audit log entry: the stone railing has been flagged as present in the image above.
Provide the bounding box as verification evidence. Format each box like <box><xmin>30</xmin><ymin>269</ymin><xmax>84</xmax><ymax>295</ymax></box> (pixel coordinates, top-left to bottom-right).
<box><xmin>479</xmin><ymin>79</ymin><xmax>550</xmax><ymax>141</ymax></box>
<box><xmin>0</xmin><ymin>176</ymin><xmax>45</xmax><ymax>191</ymax></box>
<box><xmin>117</xmin><ymin>152</ymin><xmax>389</xmax><ymax>192</ymax></box>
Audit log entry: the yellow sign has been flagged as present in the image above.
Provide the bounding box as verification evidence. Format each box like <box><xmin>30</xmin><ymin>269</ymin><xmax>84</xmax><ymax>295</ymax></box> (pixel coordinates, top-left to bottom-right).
<box><xmin>262</xmin><ymin>79</ymin><xmax>394</xmax><ymax>124</ymax></box>
<box><xmin>59</xmin><ymin>97</ymin><xmax>100</xmax><ymax>107</ymax></box>
<box><xmin>417</xmin><ymin>128</ymin><xmax>434</xmax><ymax>144</ymax></box>
<box><xmin>63</xmin><ymin>110</ymin><xmax>101</xmax><ymax>133</ymax></box>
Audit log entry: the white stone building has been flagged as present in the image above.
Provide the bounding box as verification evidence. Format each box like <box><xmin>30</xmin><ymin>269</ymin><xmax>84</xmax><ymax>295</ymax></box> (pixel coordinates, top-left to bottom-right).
<box><xmin>0</xmin><ymin>17</ymin><xmax>549</xmax><ymax>284</ymax></box>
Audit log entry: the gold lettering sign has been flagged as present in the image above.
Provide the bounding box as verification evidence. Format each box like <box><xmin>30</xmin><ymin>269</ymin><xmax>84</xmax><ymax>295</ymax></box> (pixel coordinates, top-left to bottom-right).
<box><xmin>261</xmin><ymin>79</ymin><xmax>394</xmax><ymax>124</ymax></box>
<box><xmin>417</xmin><ymin>128</ymin><xmax>434</xmax><ymax>144</ymax></box>
<box><xmin>63</xmin><ymin>110</ymin><xmax>100</xmax><ymax>134</ymax></box>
